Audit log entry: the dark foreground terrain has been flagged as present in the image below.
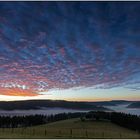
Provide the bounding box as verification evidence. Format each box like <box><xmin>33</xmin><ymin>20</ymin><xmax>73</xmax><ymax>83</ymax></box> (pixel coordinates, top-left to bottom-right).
<box><xmin>0</xmin><ymin>111</ymin><xmax>140</xmax><ymax>138</ymax></box>
<box><xmin>0</xmin><ymin>118</ymin><xmax>139</xmax><ymax>139</ymax></box>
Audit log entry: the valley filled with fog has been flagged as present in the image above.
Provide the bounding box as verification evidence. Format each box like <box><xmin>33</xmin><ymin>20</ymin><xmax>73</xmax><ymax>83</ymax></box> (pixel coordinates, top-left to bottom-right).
<box><xmin>0</xmin><ymin>104</ymin><xmax>139</xmax><ymax>117</ymax></box>
<box><xmin>105</xmin><ymin>104</ymin><xmax>140</xmax><ymax>116</ymax></box>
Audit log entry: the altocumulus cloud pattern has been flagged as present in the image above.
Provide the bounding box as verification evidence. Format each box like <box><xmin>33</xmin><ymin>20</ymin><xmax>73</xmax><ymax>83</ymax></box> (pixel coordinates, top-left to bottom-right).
<box><xmin>0</xmin><ymin>2</ymin><xmax>140</xmax><ymax>96</ymax></box>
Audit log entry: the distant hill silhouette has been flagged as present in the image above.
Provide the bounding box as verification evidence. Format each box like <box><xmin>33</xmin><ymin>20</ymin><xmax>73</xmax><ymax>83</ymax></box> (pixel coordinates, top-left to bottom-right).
<box><xmin>0</xmin><ymin>100</ymin><xmax>109</xmax><ymax>111</ymax></box>
<box><xmin>88</xmin><ymin>100</ymin><xmax>133</xmax><ymax>106</ymax></box>
<box><xmin>127</xmin><ymin>101</ymin><xmax>140</xmax><ymax>108</ymax></box>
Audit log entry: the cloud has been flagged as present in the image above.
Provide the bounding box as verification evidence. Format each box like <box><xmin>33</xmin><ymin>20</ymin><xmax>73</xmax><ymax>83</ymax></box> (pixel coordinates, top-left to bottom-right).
<box><xmin>0</xmin><ymin>2</ymin><xmax>140</xmax><ymax>96</ymax></box>
<box><xmin>0</xmin><ymin>87</ymin><xmax>38</xmax><ymax>96</ymax></box>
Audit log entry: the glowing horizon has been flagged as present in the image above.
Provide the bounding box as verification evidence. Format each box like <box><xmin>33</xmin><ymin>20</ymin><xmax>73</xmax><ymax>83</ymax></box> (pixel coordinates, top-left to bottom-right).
<box><xmin>0</xmin><ymin>87</ymin><xmax>140</xmax><ymax>102</ymax></box>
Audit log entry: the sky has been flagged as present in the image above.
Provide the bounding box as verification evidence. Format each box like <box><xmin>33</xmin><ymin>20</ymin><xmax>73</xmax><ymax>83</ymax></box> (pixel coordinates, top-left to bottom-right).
<box><xmin>0</xmin><ymin>2</ymin><xmax>140</xmax><ymax>101</ymax></box>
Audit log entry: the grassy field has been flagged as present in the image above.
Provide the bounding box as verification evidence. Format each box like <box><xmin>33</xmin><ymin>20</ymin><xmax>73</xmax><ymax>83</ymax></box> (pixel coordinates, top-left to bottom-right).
<box><xmin>0</xmin><ymin>118</ymin><xmax>139</xmax><ymax>138</ymax></box>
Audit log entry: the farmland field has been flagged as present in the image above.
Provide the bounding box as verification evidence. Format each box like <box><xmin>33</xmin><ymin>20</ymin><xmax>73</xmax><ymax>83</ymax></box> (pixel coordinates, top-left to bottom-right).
<box><xmin>0</xmin><ymin>118</ymin><xmax>139</xmax><ymax>138</ymax></box>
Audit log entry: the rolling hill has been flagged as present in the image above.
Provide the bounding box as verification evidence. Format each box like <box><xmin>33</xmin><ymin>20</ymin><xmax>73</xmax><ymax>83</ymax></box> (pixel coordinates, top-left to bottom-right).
<box><xmin>0</xmin><ymin>100</ymin><xmax>109</xmax><ymax>111</ymax></box>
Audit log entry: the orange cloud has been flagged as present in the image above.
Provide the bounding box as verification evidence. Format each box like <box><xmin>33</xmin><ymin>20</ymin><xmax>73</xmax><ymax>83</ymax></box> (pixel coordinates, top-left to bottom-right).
<box><xmin>0</xmin><ymin>87</ymin><xmax>38</xmax><ymax>96</ymax></box>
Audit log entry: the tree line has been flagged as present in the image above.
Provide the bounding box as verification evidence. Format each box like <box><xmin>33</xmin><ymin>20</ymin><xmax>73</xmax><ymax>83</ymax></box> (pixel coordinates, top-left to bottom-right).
<box><xmin>0</xmin><ymin>111</ymin><xmax>140</xmax><ymax>133</ymax></box>
<box><xmin>84</xmin><ymin>111</ymin><xmax>140</xmax><ymax>132</ymax></box>
<box><xmin>0</xmin><ymin>112</ymin><xmax>85</xmax><ymax>128</ymax></box>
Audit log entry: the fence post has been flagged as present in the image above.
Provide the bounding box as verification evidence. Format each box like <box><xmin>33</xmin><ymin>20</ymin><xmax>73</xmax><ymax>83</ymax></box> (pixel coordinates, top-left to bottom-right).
<box><xmin>70</xmin><ymin>129</ymin><xmax>72</xmax><ymax>137</ymax></box>
<box><xmin>102</xmin><ymin>132</ymin><xmax>104</xmax><ymax>138</ymax></box>
<box><xmin>21</xmin><ymin>128</ymin><xmax>24</xmax><ymax>135</ymax></box>
<box><xmin>33</xmin><ymin>129</ymin><xmax>35</xmax><ymax>135</ymax></box>
<box><xmin>85</xmin><ymin>130</ymin><xmax>88</xmax><ymax>138</ymax></box>
<box><xmin>59</xmin><ymin>130</ymin><xmax>61</xmax><ymax>135</ymax></box>
<box><xmin>93</xmin><ymin>131</ymin><xmax>94</xmax><ymax>137</ymax></box>
<box><xmin>120</xmin><ymin>133</ymin><xmax>122</xmax><ymax>138</ymax></box>
<box><xmin>45</xmin><ymin>129</ymin><xmax>47</xmax><ymax>136</ymax></box>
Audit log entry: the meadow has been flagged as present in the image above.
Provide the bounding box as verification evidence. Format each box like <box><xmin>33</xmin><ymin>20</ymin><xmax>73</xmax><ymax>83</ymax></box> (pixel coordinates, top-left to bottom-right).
<box><xmin>0</xmin><ymin>118</ymin><xmax>139</xmax><ymax>139</ymax></box>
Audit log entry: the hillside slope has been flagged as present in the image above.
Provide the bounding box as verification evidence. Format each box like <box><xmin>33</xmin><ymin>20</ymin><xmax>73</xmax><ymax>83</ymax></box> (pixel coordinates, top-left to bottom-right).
<box><xmin>0</xmin><ymin>118</ymin><xmax>139</xmax><ymax>138</ymax></box>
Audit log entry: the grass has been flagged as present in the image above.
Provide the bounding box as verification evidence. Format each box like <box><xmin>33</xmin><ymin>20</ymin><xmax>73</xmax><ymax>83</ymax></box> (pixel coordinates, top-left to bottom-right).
<box><xmin>0</xmin><ymin>118</ymin><xmax>140</xmax><ymax>138</ymax></box>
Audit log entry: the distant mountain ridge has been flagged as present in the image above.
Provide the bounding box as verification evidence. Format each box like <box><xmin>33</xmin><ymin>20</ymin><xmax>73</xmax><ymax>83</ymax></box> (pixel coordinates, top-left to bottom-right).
<box><xmin>88</xmin><ymin>100</ymin><xmax>134</xmax><ymax>106</ymax></box>
<box><xmin>0</xmin><ymin>100</ymin><xmax>138</xmax><ymax>111</ymax></box>
<box><xmin>127</xmin><ymin>101</ymin><xmax>140</xmax><ymax>108</ymax></box>
<box><xmin>0</xmin><ymin>100</ymin><xmax>109</xmax><ymax>111</ymax></box>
